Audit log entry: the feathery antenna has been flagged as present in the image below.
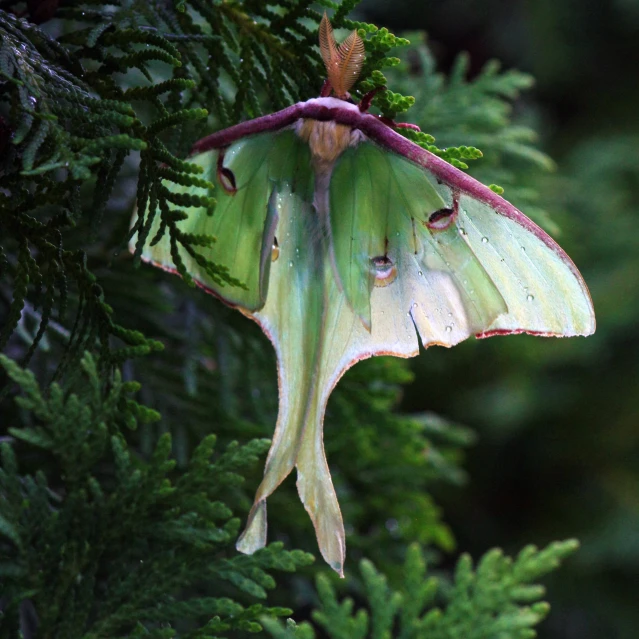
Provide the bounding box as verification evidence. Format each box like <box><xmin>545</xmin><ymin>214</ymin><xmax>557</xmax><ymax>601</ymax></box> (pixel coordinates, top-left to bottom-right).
<box><xmin>319</xmin><ymin>13</ymin><xmax>365</xmax><ymax>98</ymax></box>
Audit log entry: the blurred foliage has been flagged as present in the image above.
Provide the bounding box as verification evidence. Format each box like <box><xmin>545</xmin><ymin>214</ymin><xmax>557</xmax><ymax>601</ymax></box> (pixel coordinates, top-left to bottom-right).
<box><xmin>0</xmin><ymin>0</ymin><xmax>615</xmax><ymax>637</ymax></box>
<box><xmin>263</xmin><ymin>541</ymin><xmax>579</xmax><ymax>639</ymax></box>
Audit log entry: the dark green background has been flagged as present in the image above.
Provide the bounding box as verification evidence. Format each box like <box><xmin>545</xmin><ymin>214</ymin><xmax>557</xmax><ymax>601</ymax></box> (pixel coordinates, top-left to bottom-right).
<box><xmin>356</xmin><ymin>1</ymin><xmax>639</xmax><ymax>637</ymax></box>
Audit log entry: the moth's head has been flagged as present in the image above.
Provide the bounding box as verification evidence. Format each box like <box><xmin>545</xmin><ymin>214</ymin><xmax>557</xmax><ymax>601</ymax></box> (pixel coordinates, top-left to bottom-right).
<box><xmin>319</xmin><ymin>12</ymin><xmax>365</xmax><ymax>100</ymax></box>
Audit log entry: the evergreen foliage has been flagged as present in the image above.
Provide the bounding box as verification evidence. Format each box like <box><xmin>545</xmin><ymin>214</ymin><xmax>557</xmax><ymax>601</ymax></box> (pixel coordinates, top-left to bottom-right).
<box><xmin>0</xmin><ymin>0</ymin><xmax>582</xmax><ymax>637</ymax></box>
<box><xmin>0</xmin><ymin>352</ymin><xmax>313</xmax><ymax>637</ymax></box>
<box><xmin>262</xmin><ymin>541</ymin><xmax>579</xmax><ymax>639</ymax></box>
<box><xmin>385</xmin><ymin>34</ymin><xmax>556</xmax><ymax>229</ymax></box>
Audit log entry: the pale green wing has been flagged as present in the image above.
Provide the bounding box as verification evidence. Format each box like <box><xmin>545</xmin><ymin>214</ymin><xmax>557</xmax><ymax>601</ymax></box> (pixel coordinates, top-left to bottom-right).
<box><xmin>235</xmin><ymin>186</ymin><xmax>327</xmax><ymax>562</ymax></box>
<box><xmin>329</xmin><ymin>142</ymin><xmax>508</xmax><ymax>344</ymax></box>
<box><xmin>133</xmin><ymin>130</ymin><xmax>312</xmax><ymax>311</ymax></box>
<box><xmin>414</xmin><ymin>175</ymin><xmax>595</xmax><ymax>338</ymax></box>
<box><xmin>454</xmin><ymin>195</ymin><xmax>594</xmax><ymax>336</ymax></box>
<box><xmin>236</xmin><ymin>184</ymin><xmax>421</xmax><ymax>576</ymax></box>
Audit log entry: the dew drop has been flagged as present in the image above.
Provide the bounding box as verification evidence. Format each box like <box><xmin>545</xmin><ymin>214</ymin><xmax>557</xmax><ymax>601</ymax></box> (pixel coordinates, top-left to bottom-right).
<box><xmin>413</xmin><ymin>302</ymin><xmax>418</xmax><ymax>308</ymax></box>
<box><xmin>459</xmin><ymin>227</ymin><xmax>467</xmax><ymax>236</ymax></box>
<box><xmin>521</xmin><ymin>246</ymin><xmax>526</xmax><ymax>252</ymax></box>
<box><xmin>445</xmin><ymin>325</ymin><xmax>453</xmax><ymax>333</ymax></box>
<box><xmin>481</xmin><ymin>236</ymin><xmax>489</xmax><ymax>243</ymax></box>
<box><xmin>288</xmin><ymin>260</ymin><xmax>294</xmax><ymax>268</ymax></box>
<box><xmin>527</xmin><ymin>294</ymin><xmax>535</xmax><ymax>301</ymax></box>
<box><xmin>385</xmin><ymin>518</ymin><xmax>399</xmax><ymax>533</ymax></box>
<box><xmin>448</xmin><ymin>312</ymin><xmax>453</xmax><ymax>317</ymax></box>
<box><xmin>418</xmin><ymin>270</ymin><xmax>423</xmax><ymax>276</ymax></box>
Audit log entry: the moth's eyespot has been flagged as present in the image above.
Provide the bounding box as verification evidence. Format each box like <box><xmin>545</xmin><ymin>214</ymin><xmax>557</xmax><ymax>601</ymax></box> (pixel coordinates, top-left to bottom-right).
<box><xmin>426</xmin><ymin>207</ymin><xmax>456</xmax><ymax>231</ymax></box>
<box><xmin>371</xmin><ymin>255</ymin><xmax>397</xmax><ymax>287</ymax></box>
<box><xmin>217</xmin><ymin>167</ymin><xmax>237</xmax><ymax>194</ymax></box>
<box><xmin>216</xmin><ymin>150</ymin><xmax>237</xmax><ymax>194</ymax></box>
<box><xmin>271</xmin><ymin>237</ymin><xmax>280</xmax><ymax>262</ymax></box>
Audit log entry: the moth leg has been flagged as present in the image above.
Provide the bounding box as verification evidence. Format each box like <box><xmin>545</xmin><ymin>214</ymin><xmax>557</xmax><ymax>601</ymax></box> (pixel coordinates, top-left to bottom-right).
<box><xmin>394</xmin><ymin>121</ymin><xmax>421</xmax><ymax>131</ymax></box>
<box><xmin>377</xmin><ymin>115</ymin><xmax>422</xmax><ymax>132</ymax></box>
<box><xmin>358</xmin><ymin>86</ymin><xmax>386</xmax><ymax>112</ymax></box>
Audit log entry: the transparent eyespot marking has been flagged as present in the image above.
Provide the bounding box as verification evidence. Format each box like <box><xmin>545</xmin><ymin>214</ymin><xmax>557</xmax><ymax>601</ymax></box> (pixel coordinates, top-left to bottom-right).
<box><xmin>426</xmin><ymin>207</ymin><xmax>456</xmax><ymax>231</ymax></box>
<box><xmin>371</xmin><ymin>255</ymin><xmax>397</xmax><ymax>287</ymax></box>
<box><xmin>271</xmin><ymin>237</ymin><xmax>280</xmax><ymax>262</ymax></box>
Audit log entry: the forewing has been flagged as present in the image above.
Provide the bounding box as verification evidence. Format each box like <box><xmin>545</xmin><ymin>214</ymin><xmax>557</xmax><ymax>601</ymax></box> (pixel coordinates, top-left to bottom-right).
<box><xmin>457</xmin><ymin>196</ymin><xmax>594</xmax><ymax>336</ymax></box>
<box><xmin>418</xmin><ymin>176</ymin><xmax>595</xmax><ymax>337</ymax></box>
<box><xmin>329</xmin><ymin>142</ymin><xmax>507</xmax><ymax>342</ymax></box>
<box><xmin>133</xmin><ymin>130</ymin><xmax>312</xmax><ymax>311</ymax></box>
<box><xmin>330</xmin><ymin>138</ymin><xmax>594</xmax><ymax>344</ymax></box>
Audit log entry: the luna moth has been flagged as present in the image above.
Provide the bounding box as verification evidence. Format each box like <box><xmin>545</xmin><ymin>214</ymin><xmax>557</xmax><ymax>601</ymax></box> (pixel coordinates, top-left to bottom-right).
<box><xmin>131</xmin><ymin>15</ymin><xmax>595</xmax><ymax>576</ymax></box>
